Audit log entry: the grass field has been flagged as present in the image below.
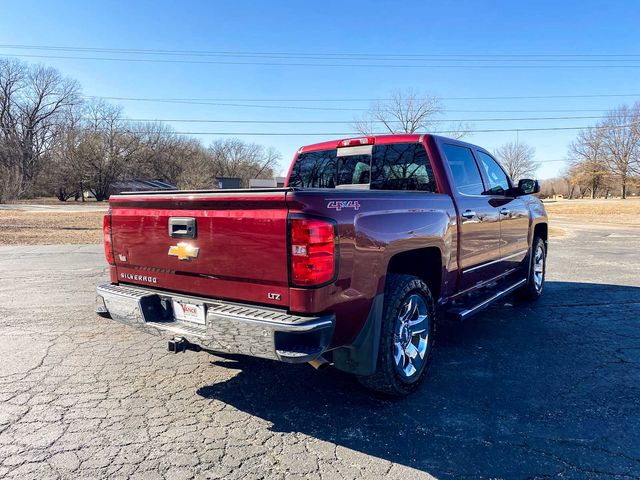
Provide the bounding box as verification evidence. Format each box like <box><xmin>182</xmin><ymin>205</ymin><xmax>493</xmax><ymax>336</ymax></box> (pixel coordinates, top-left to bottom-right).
<box><xmin>0</xmin><ymin>197</ymin><xmax>637</xmax><ymax>245</ymax></box>
<box><xmin>544</xmin><ymin>198</ymin><xmax>640</xmax><ymax>226</ymax></box>
<box><xmin>0</xmin><ymin>211</ymin><xmax>103</xmax><ymax>245</ymax></box>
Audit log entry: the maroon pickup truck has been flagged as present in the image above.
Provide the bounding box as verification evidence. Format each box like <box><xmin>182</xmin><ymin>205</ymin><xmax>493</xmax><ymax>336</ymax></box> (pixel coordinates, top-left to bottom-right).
<box><xmin>96</xmin><ymin>134</ymin><xmax>547</xmax><ymax>395</ymax></box>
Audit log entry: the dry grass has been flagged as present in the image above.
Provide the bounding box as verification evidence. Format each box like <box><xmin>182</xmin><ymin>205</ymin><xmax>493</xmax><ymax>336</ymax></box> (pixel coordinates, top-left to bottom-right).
<box><xmin>0</xmin><ymin>211</ymin><xmax>103</xmax><ymax>245</ymax></box>
<box><xmin>9</xmin><ymin>196</ymin><xmax>100</xmax><ymax>205</ymax></box>
<box><xmin>548</xmin><ymin>226</ymin><xmax>567</xmax><ymax>238</ymax></box>
<box><xmin>544</xmin><ymin>198</ymin><xmax>640</xmax><ymax>226</ymax></box>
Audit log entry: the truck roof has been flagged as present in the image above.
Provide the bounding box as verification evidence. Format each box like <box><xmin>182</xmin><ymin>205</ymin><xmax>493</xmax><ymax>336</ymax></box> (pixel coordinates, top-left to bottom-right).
<box><xmin>298</xmin><ymin>134</ymin><xmax>423</xmax><ymax>153</ymax></box>
<box><xmin>297</xmin><ymin>133</ymin><xmax>486</xmax><ymax>156</ymax></box>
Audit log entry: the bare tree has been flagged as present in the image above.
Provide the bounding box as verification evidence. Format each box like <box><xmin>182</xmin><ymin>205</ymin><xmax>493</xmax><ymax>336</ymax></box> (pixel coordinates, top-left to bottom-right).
<box><xmin>599</xmin><ymin>103</ymin><xmax>640</xmax><ymax>199</ymax></box>
<box><xmin>176</xmin><ymin>140</ymin><xmax>216</xmax><ymax>190</ymax></box>
<box><xmin>568</xmin><ymin>127</ymin><xmax>610</xmax><ymax>199</ymax></box>
<box><xmin>177</xmin><ymin>138</ymin><xmax>281</xmax><ymax>189</ymax></box>
<box><xmin>208</xmin><ymin>138</ymin><xmax>281</xmax><ymax>187</ymax></box>
<box><xmin>76</xmin><ymin>100</ymin><xmax>141</xmax><ymax>201</ymax></box>
<box><xmin>40</xmin><ymin>108</ymin><xmax>84</xmax><ymax>201</ymax></box>
<box><xmin>443</xmin><ymin>121</ymin><xmax>473</xmax><ymax>140</ymax></box>
<box><xmin>0</xmin><ymin>58</ymin><xmax>81</xmax><ymax>200</ymax></box>
<box><xmin>353</xmin><ymin>89</ymin><xmax>442</xmax><ymax>135</ymax></box>
<box><xmin>493</xmin><ymin>141</ymin><xmax>539</xmax><ymax>181</ymax></box>
<box><xmin>561</xmin><ymin>165</ymin><xmax>581</xmax><ymax>199</ymax></box>
<box><xmin>353</xmin><ymin>89</ymin><xmax>472</xmax><ymax>138</ymax></box>
<box><xmin>126</xmin><ymin>122</ymin><xmax>194</xmax><ymax>185</ymax></box>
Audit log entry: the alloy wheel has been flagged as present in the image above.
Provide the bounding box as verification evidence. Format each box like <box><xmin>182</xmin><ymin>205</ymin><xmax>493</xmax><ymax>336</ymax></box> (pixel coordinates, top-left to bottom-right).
<box><xmin>533</xmin><ymin>243</ymin><xmax>545</xmax><ymax>292</ymax></box>
<box><xmin>393</xmin><ymin>294</ymin><xmax>430</xmax><ymax>380</ymax></box>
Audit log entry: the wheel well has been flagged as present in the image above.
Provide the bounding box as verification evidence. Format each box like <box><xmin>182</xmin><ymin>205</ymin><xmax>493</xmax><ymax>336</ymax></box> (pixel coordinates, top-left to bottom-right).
<box><xmin>386</xmin><ymin>247</ymin><xmax>442</xmax><ymax>299</ymax></box>
<box><xmin>534</xmin><ymin>223</ymin><xmax>548</xmax><ymax>244</ymax></box>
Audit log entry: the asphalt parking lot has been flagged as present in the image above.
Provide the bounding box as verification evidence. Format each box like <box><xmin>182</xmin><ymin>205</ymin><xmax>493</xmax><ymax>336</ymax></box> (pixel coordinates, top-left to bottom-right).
<box><xmin>0</xmin><ymin>220</ymin><xmax>639</xmax><ymax>479</ymax></box>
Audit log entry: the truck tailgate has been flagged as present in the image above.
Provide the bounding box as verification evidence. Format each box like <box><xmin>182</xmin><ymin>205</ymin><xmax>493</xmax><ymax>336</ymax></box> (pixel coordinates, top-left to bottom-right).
<box><xmin>108</xmin><ymin>190</ymin><xmax>291</xmax><ymax>307</ymax></box>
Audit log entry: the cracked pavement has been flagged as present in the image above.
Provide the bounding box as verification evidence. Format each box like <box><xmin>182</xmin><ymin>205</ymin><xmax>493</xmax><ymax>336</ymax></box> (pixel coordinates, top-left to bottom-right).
<box><xmin>0</xmin><ymin>222</ymin><xmax>639</xmax><ymax>479</ymax></box>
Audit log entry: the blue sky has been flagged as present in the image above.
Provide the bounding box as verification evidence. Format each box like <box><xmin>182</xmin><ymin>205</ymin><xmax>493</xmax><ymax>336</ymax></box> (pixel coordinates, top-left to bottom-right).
<box><xmin>1</xmin><ymin>0</ymin><xmax>639</xmax><ymax>178</ymax></box>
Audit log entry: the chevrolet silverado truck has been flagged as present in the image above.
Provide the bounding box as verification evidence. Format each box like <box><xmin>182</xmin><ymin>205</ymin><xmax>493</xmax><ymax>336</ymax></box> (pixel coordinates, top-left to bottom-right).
<box><xmin>96</xmin><ymin>134</ymin><xmax>547</xmax><ymax>395</ymax></box>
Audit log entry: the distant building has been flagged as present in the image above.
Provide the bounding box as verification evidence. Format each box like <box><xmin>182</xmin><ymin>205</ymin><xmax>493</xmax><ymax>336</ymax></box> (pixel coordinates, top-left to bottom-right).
<box><xmin>109</xmin><ymin>179</ymin><xmax>176</xmax><ymax>195</ymax></box>
<box><xmin>249</xmin><ymin>177</ymin><xmax>287</xmax><ymax>188</ymax></box>
<box><xmin>216</xmin><ymin>177</ymin><xmax>242</xmax><ymax>189</ymax></box>
<box><xmin>249</xmin><ymin>178</ymin><xmax>276</xmax><ymax>188</ymax></box>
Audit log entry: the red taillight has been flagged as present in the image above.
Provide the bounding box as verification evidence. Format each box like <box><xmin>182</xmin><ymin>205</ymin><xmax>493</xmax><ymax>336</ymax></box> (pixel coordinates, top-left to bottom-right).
<box><xmin>103</xmin><ymin>214</ymin><xmax>115</xmax><ymax>265</ymax></box>
<box><xmin>289</xmin><ymin>217</ymin><xmax>336</xmax><ymax>286</ymax></box>
<box><xmin>337</xmin><ymin>136</ymin><xmax>375</xmax><ymax>147</ymax></box>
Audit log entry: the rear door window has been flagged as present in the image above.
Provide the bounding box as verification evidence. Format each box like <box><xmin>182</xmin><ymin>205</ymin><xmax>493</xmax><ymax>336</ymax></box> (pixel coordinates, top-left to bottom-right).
<box><xmin>442</xmin><ymin>144</ymin><xmax>485</xmax><ymax>195</ymax></box>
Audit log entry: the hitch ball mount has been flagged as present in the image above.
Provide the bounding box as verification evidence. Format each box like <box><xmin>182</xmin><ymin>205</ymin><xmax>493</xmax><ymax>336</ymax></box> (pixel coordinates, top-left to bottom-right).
<box><xmin>168</xmin><ymin>337</ymin><xmax>201</xmax><ymax>354</ymax></box>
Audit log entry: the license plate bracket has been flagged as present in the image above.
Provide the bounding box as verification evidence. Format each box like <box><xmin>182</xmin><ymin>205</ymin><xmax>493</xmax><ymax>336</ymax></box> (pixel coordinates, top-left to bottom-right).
<box><xmin>172</xmin><ymin>299</ymin><xmax>206</xmax><ymax>325</ymax></box>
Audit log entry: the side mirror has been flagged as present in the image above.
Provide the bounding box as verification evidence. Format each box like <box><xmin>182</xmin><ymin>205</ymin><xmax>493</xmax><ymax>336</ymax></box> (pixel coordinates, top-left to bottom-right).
<box><xmin>518</xmin><ymin>178</ymin><xmax>540</xmax><ymax>195</ymax></box>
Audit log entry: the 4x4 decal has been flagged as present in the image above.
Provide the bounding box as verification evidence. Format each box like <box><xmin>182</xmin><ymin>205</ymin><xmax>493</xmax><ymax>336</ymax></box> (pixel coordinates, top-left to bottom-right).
<box><xmin>327</xmin><ymin>200</ymin><xmax>361</xmax><ymax>211</ymax></box>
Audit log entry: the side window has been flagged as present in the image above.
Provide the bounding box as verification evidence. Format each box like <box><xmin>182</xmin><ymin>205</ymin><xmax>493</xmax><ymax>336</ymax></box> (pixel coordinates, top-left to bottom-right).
<box><xmin>476</xmin><ymin>151</ymin><xmax>510</xmax><ymax>195</ymax></box>
<box><xmin>370</xmin><ymin>143</ymin><xmax>438</xmax><ymax>192</ymax></box>
<box><xmin>441</xmin><ymin>144</ymin><xmax>485</xmax><ymax>195</ymax></box>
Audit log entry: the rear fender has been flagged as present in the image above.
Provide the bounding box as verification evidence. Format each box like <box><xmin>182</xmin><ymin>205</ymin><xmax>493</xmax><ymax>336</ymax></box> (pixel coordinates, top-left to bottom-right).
<box><xmin>353</xmin><ymin>208</ymin><xmax>455</xmax><ymax>298</ymax></box>
<box><xmin>333</xmin><ymin>208</ymin><xmax>455</xmax><ymax>375</ymax></box>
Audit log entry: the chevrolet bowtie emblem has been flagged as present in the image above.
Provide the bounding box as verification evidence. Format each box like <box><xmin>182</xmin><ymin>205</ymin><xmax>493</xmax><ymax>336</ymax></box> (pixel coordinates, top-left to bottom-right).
<box><xmin>168</xmin><ymin>242</ymin><xmax>200</xmax><ymax>261</ymax></box>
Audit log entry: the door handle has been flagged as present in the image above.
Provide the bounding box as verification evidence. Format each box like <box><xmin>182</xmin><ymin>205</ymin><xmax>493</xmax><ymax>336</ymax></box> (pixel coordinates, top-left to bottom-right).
<box><xmin>461</xmin><ymin>210</ymin><xmax>477</xmax><ymax>219</ymax></box>
<box><xmin>500</xmin><ymin>208</ymin><xmax>510</xmax><ymax>216</ymax></box>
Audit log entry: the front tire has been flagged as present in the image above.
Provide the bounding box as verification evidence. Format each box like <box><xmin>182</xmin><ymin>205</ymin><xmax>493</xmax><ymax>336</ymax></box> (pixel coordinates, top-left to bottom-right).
<box><xmin>357</xmin><ymin>274</ymin><xmax>435</xmax><ymax>396</ymax></box>
<box><xmin>517</xmin><ymin>236</ymin><xmax>546</xmax><ymax>301</ymax></box>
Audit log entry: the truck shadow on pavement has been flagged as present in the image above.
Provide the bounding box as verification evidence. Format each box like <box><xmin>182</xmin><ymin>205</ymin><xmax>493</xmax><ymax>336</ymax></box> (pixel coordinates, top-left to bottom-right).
<box><xmin>197</xmin><ymin>281</ymin><xmax>640</xmax><ymax>477</ymax></box>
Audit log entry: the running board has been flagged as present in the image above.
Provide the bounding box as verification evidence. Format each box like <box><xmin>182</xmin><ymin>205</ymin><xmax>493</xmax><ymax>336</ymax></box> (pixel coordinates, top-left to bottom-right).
<box><xmin>446</xmin><ymin>278</ymin><xmax>527</xmax><ymax>322</ymax></box>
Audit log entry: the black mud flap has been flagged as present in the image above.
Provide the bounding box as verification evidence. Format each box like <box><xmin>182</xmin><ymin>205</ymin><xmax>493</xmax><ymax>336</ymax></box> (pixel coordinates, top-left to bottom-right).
<box><xmin>332</xmin><ymin>295</ymin><xmax>384</xmax><ymax>376</ymax></box>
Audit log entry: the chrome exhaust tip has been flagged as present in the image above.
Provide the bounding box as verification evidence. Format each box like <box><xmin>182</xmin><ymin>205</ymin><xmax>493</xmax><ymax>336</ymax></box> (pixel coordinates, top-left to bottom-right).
<box><xmin>308</xmin><ymin>357</ymin><xmax>331</xmax><ymax>370</ymax></box>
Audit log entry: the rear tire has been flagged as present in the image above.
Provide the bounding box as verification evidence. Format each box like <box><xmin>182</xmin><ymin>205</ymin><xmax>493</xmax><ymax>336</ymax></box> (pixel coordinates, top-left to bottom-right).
<box><xmin>517</xmin><ymin>236</ymin><xmax>546</xmax><ymax>301</ymax></box>
<box><xmin>357</xmin><ymin>274</ymin><xmax>435</xmax><ymax>396</ymax></box>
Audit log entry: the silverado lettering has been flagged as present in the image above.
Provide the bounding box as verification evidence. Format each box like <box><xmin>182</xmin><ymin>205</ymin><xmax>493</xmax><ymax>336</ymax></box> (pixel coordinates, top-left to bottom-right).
<box><xmin>97</xmin><ymin>134</ymin><xmax>547</xmax><ymax>396</ymax></box>
<box><xmin>119</xmin><ymin>273</ymin><xmax>158</xmax><ymax>284</ymax></box>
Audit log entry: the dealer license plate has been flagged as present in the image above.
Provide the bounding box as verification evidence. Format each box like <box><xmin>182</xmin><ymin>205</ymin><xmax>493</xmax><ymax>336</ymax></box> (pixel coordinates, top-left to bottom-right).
<box><xmin>172</xmin><ymin>300</ymin><xmax>206</xmax><ymax>325</ymax></box>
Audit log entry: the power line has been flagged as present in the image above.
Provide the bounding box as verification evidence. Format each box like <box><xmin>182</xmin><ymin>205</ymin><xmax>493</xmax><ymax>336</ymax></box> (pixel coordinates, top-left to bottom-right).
<box><xmin>87</xmin><ymin>96</ymin><xmax>366</xmax><ymax>111</ymax></box>
<box><xmin>4</xmin><ymin>53</ymin><xmax>640</xmax><ymax>69</ymax></box>
<box><xmin>51</xmin><ymin>122</ymin><xmax>638</xmax><ymax>136</ymax></box>
<box><xmin>447</xmin><ymin>109</ymin><xmax>611</xmax><ymax>113</ymax></box>
<box><xmin>3</xmin><ymin>44</ymin><xmax>640</xmax><ymax>60</ymax></box>
<box><xmin>83</xmin><ymin>96</ymin><xmax>635</xmax><ymax>113</ymax></box>
<box><xmin>116</xmin><ymin>114</ymin><xmax>621</xmax><ymax>124</ymax></box>
<box><xmin>82</xmin><ymin>96</ymin><xmax>619</xmax><ymax>114</ymax></box>
<box><xmin>82</xmin><ymin>93</ymin><xmax>640</xmax><ymax>102</ymax></box>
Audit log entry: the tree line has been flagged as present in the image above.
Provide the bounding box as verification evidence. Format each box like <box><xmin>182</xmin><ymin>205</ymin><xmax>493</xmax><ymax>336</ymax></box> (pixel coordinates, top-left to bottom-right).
<box><xmin>0</xmin><ymin>58</ymin><xmax>281</xmax><ymax>202</ymax></box>
<box><xmin>3</xmin><ymin>58</ymin><xmax>638</xmax><ymax>202</ymax></box>
<box><xmin>543</xmin><ymin>103</ymin><xmax>640</xmax><ymax>199</ymax></box>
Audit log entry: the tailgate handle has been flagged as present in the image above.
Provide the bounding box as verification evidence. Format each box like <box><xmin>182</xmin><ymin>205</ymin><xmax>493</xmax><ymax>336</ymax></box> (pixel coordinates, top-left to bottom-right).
<box><xmin>168</xmin><ymin>217</ymin><xmax>197</xmax><ymax>239</ymax></box>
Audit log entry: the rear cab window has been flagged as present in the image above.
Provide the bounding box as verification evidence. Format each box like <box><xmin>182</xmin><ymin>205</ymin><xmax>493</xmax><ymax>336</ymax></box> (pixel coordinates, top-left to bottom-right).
<box><xmin>288</xmin><ymin>142</ymin><xmax>438</xmax><ymax>192</ymax></box>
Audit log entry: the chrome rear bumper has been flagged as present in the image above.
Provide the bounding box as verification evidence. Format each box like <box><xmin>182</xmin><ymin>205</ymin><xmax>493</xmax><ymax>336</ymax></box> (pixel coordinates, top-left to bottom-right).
<box><xmin>96</xmin><ymin>283</ymin><xmax>335</xmax><ymax>363</ymax></box>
